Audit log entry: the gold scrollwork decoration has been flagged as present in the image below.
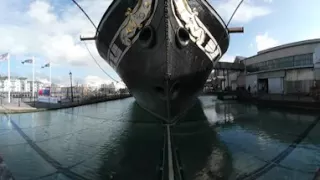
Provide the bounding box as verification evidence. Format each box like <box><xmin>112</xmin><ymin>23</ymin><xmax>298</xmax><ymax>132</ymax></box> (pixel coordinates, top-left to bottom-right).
<box><xmin>120</xmin><ymin>0</ymin><xmax>153</xmax><ymax>46</ymax></box>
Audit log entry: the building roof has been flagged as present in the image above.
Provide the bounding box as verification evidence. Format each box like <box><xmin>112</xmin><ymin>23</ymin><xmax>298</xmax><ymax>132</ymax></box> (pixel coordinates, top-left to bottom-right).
<box><xmin>241</xmin><ymin>38</ymin><xmax>320</xmax><ymax>61</ymax></box>
<box><xmin>27</xmin><ymin>80</ymin><xmax>43</xmax><ymax>83</ymax></box>
<box><xmin>257</xmin><ymin>38</ymin><xmax>320</xmax><ymax>55</ymax></box>
<box><xmin>235</xmin><ymin>56</ymin><xmax>247</xmax><ymax>62</ymax></box>
<box><xmin>0</xmin><ymin>76</ymin><xmax>27</xmax><ymax>80</ymax></box>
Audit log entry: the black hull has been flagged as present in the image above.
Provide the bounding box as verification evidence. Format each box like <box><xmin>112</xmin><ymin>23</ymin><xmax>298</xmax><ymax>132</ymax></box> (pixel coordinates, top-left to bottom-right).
<box><xmin>96</xmin><ymin>0</ymin><xmax>229</xmax><ymax>123</ymax></box>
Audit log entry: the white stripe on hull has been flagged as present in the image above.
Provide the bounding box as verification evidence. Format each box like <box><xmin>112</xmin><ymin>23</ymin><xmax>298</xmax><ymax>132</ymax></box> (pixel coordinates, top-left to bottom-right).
<box><xmin>106</xmin><ymin>0</ymin><xmax>159</xmax><ymax>69</ymax></box>
<box><xmin>171</xmin><ymin>0</ymin><xmax>222</xmax><ymax>62</ymax></box>
<box><xmin>104</xmin><ymin>0</ymin><xmax>226</xmax><ymax>71</ymax></box>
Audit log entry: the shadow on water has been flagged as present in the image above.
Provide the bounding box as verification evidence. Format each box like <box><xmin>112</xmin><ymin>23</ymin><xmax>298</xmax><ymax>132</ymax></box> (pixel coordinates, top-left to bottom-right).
<box><xmin>171</xmin><ymin>99</ymin><xmax>233</xmax><ymax>180</ymax></box>
<box><xmin>93</xmin><ymin>99</ymin><xmax>232</xmax><ymax>180</ymax></box>
<box><xmin>99</xmin><ymin>101</ymin><xmax>231</xmax><ymax>180</ymax></box>
<box><xmin>94</xmin><ymin>101</ymin><xmax>164</xmax><ymax>180</ymax></box>
<box><xmin>5</xmin><ymin>97</ymin><xmax>320</xmax><ymax>179</ymax></box>
<box><xmin>0</xmin><ymin>97</ymin><xmax>232</xmax><ymax>180</ymax></box>
<box><xmin>92</xmin><ymin>98</ymin><xmax>320</xmax><ymax>180</ymax></box>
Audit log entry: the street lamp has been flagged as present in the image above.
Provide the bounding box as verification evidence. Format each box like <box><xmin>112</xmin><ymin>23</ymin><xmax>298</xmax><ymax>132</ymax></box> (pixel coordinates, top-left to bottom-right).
<box><xmin>69</xmin><ymin>71</ymin><xmax>74</xmax><ymax>102</ymax></box>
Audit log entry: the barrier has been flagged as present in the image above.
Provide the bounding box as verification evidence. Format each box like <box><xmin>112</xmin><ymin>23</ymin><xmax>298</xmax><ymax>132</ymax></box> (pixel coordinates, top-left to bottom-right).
<box><xmin>37</xmin><ymin>96</ymin><xmax>60</xmax><ymax>104</ymax></box>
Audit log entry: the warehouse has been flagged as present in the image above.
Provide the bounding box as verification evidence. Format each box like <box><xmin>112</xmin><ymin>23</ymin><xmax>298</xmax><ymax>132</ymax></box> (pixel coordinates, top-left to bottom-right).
<box><xmin>229</xmin><ymin>38</ymin><xmax>320</xmax><ymax>94</ymax></box>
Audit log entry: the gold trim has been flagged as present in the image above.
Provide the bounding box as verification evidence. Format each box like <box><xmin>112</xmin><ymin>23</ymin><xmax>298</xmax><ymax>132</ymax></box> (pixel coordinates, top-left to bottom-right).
<box><xmin>120</xmin><ymin>0</ymin><xmax>153</xmax><ymax>46</ymax></box>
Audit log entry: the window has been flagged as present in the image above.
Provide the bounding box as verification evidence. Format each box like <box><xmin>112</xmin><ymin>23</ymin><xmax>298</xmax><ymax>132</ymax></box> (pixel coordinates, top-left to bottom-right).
<box><xmin>267</xmin><ymin>60</ymin><xmax>275</xmax><ymax>70</ymax></box>
<box><xmin>277</xmin><ymin>56</ymin><xmax>293</xmax><ymax>68</ymax></box>
<box><xmin>293</xmin><ymin>53</ymin><xmax>313</xmax><ymax>67</ymax></box>
<box><xmin>246</xmin><ymin>53</ymin><xmax>313</xmax><ymax>73</ymax></box>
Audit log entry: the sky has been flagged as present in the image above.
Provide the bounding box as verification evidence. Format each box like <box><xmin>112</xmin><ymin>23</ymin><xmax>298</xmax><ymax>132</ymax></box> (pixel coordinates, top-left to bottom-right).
<box><xmin>0</xmin><ymin>0</ymin><xmax>319</xmax><ymax>87</ymax></box>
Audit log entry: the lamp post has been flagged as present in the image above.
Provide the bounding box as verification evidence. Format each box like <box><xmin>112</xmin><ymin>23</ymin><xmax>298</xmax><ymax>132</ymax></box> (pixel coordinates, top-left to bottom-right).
<box><xmin>69</xmin><ymin>71</ymin><xmax>74</xmax><ymax>102</ymax></box>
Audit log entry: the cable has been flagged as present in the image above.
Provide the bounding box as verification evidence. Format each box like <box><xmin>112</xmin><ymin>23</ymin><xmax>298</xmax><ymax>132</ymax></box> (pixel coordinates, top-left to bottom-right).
<box><xmin>70</xmin><ymin>0</ymin><xmax>125</xmax><ymax>86</ymax></box>
<box><xmin>82</xmin><ymin>41</ymin><xmax>125</xmax><ymax>85</ymax></box>
<box><xmin>226</xmin><ymin>0</ymin><xmax>244</xmax><ymax>27</ymax></box>
<box><xmin>213</xmin><ymin>0</ymin><xmax>244</xmax><ymax>53</ymax></box>
<box><xmin>70</xmin><ymin>0</ymin><xmax>97</xmax><ymax>30</ymax></box>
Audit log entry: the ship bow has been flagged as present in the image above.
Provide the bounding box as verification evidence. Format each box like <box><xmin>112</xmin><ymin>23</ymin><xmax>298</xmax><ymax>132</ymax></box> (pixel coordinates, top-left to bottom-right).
<box><xmin>96</xmin><ymin>0</ymin><xmax>229</xmax><ymax>123</ymax></box>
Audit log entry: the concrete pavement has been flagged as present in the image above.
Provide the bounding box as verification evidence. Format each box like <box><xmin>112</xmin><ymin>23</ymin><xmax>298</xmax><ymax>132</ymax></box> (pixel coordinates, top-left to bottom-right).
<box><xmin>0</xmin><ymin>101</ymin><xmax>42</xmax><ymax>114</ymax></box>
<box><xmin>0</xmin><ymin>94</ymin><xmax>132</xmax><ymax>114</ymax></box>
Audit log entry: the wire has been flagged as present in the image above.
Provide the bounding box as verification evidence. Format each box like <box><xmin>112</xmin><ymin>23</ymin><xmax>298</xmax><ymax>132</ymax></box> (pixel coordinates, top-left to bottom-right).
<box><xmin>70</xmin><ymin>0</ymin><xmax>124</xmax><ymax>85</ymax></box>
<box><xmin>70</xmin><ymin>0</ymin><xmax>97</xmax><ymax>30</ymax></box>
<box><xmin>82</xmin><ymin>41</ymin><xmax>125</xmax><ymax>85</ymax></box>
<box><xmin>214</xmin><ymin>0</ymin><xmax>244</xmax><ymax>53</ymax></box>
<box><xmin>226</xmin><ymin>0</ymin><xmax>244</xmax><ymax>27</ymax></box>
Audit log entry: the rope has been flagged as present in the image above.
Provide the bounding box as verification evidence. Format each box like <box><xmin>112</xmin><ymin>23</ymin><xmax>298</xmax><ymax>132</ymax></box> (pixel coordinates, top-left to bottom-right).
<box><xmin>70</xmin><ymin>0</ymin><xmax>97</xmax><ymax>30</ymax></box>
<box><xmin>71</xmin><ymin>0</ymin><xmax>125</xmax><ymax>86</ymax></box>
<box><xmin>226</xmin><ymin>0</ymin><xmax>244</xmax><ymax>27</ymax></box>
<box><xmin>82</xmin><ymin>41</ymin><xmax>125</xmax><ymax>85</ymax></box>
<box><xmin>213</xmin><ymin>0</ymin><xmax>244</xmax><ymax>53</ymax></box>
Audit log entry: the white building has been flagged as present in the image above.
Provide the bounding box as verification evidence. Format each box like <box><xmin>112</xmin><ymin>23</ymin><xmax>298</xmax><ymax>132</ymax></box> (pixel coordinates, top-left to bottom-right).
<box><xmin>27</xmin><ymin>81</ymin><xmax>45</xmax><ymax>93</ymax></box>
<box><xmin>0</xmin><ymin>76</ymin><xmax>44</xmax><ymax>93</ymax></box>
<box><xmin>100</xmin><ymin>82</ymin><xmax>116</xmax><ymax>94</ymax></box>
<box><xmin>0</xmin><ymin>77</ymin><xmax>26</xmax><ymax>92</ymax></box>
<box><xmin>228</xmin><ymin>38</ymin><xmax>320</xmax><ymax>94</ymax></box>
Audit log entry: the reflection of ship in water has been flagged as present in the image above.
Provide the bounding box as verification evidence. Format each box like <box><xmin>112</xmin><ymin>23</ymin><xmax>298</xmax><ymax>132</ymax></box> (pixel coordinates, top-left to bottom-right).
<box><xmin>83</xmin><ymin>99</ymin><xmax>232</xmax><ymax>180</ymax></box>
<box><xmin>171</xmin><ymin>99</ymin><xmax>233</xmax><ymax>180</ymax></box>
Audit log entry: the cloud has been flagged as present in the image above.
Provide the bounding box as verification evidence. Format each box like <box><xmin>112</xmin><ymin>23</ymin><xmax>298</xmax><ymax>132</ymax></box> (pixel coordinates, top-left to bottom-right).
<box><xmin>219</xmin><ymin>54</ymin><xmax>235</xmax><ymax>62</ymax></box>
<box><xmin>84</xmin><ymin>75</ymin><xmax>113</xmax><ymax>87</ymax></box>
<box><xmin>0</xmin><ymin>0</ymin><xmax>126</xmax><ymax>87</ymax></box>
<box><xmin>36</xmin><ymin>77</ymin><xmax>50</xmax><ymax>85</ymax></box>
<box><xmin>0</xmin><ymin>0</ymin><xmax>112</xmax><ymax>67</ymax></box>
<box><xmin>84</xmin><ymin>75</ymin><xmax>125</xmax><ymax>90</ymax></box>
<box><xmin>255</xmin><ymin>32</ymin><xmax>279</xmax><ymax>51</ymax></box>
<box><xmin>216</xmin><ymin>0</ymin><xmax>271</xmax><ymax>23</ymax></box>
<box><xmin>33</xmin><ymin>74</ymin><xmax>125</xmax><ymax>90</ymax></box>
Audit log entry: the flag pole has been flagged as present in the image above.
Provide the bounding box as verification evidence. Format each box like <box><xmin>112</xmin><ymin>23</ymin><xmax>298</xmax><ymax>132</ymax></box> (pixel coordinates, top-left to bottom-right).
<box><xmin>49</xmin><ymin>62</ymin><xmax>51</xmax><ymax>96</ymax></box>
<box><xmin>7</xmin><ymin>54</ymin><xmax>10</xmax><ymax>103</ymax></box>
<box><xmin>32</xmin><ymin>56</ymin><xmax>35</xmax><ymax>101</ymax></box>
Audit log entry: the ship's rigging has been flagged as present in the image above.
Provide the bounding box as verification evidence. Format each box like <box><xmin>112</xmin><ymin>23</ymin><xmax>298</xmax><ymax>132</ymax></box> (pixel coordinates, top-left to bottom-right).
<box><xmin>70</xmin><ymin>0</ymin><xmax>124</xmax><ymax>85</ymax></box>
<box><xmin>214</xmin><ymin>0</ymin><xmax>244</xmax><ymax>53</ymax></box>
